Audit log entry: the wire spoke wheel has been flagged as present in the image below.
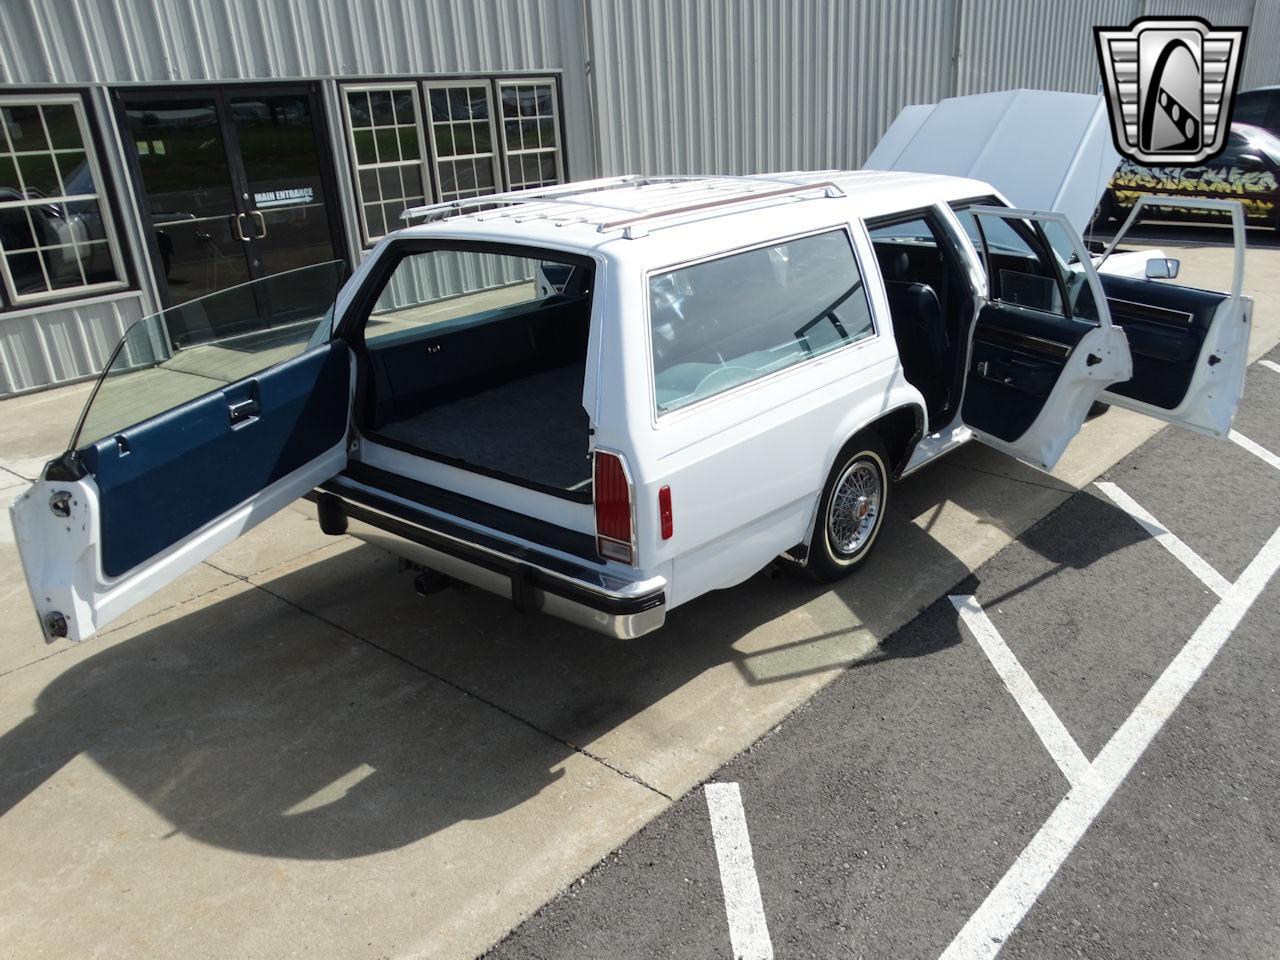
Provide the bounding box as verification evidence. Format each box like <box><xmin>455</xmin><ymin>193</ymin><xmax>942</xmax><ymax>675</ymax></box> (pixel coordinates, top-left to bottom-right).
<box><xmin>826</xmin><ymin>458</ymin><xmax>882</xmax><ymax>556</ymax></box>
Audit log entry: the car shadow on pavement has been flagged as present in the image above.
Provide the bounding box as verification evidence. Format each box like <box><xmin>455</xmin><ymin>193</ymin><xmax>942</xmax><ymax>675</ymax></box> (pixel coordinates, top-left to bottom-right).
<box><xmin>0</xmin><ymin>464</ymin><xmax>1150</xmax><ymax>862</ymax></box>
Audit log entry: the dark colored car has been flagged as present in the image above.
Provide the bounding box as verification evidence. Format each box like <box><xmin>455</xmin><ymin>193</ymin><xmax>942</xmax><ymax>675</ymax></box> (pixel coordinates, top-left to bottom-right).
<box><xmin>1234</xmin><ymin>86</ymin><xmax>1280</xmax><ymax>139</ymax></box>
<box><xmin>1099</xmin><ymin>122</ymin><xmax>1280</xmax><ymax>232</ymax></box>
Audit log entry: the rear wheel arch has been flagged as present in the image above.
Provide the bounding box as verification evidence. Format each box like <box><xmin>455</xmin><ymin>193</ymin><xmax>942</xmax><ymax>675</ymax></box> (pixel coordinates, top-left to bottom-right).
<box><xmin>866</xmin><ymin>404</ymin><xmax>926</xmax><ymax>480</ymax></box>
<box><xmin>781</xmin><ymin>402</ymin><xmax>924</xmax><ymax>568</ymax></box>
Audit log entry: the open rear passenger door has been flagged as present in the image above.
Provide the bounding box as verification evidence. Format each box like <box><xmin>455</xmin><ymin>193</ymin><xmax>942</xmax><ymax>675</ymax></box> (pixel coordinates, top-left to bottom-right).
<box><xmin>956</xmin><ymin>206</ymin><xmax>1132</xmax><ymax>471</ymax></box>
<box><xmin>1094</xmin><ymin>195</ymin><xmax>1252</xmax><ymax>437</ymax></box>
<box><xmin>9</xmin><ymin>263</ymin><xmax>353</xmax><ymax>643</ymax></box>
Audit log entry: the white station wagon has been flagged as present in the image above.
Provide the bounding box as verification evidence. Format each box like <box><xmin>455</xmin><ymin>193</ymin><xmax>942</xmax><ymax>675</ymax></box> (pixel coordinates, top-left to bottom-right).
<box><xmin>10</xmin><ymin>162</ymin><xmax>1251</xmax><ymax>644</ymax></box>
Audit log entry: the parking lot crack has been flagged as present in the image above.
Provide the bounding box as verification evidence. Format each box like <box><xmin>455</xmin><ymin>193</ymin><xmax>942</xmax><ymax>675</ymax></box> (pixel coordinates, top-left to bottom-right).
<box><xmin>944</xmin><ymin>461</ymin><xmax>1075</xmax><ymax>492</ymax></box>
<box><xmin>204</xmin><ymin>560</ymin><xmax>674</xmax><ymax>802</ymax></box>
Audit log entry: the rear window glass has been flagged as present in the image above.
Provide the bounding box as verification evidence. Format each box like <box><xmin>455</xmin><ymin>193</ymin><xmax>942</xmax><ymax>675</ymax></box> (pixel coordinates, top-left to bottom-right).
<box><xmin>648</xmin><ymin>229</ymin><xmax>874</xmax><ymax>414</ymax></box>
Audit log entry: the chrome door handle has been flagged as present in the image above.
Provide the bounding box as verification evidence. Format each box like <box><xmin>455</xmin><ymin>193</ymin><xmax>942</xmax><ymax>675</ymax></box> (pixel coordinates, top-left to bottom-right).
<box><xmin>250</xmin><ymin>210</ymin><xmax>266</xmax><ymax>239</ymax></box>
<box><xmin>232</xmin><ymin>212</ymin><xmax>250</xmax><ymax>242</ymax></box>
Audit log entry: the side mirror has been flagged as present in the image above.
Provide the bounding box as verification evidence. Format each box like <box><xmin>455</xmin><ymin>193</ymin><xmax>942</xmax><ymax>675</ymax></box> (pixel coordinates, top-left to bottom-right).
<box><xmin>1145</xmin><ymin>257</ymin><xmax>1181</xmax><ymax>279</ymax></box>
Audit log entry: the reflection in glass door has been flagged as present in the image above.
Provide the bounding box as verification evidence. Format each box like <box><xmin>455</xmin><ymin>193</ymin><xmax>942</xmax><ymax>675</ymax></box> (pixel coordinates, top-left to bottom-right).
<box><xmin>120</xmin><ymin>86</ymin><xmax>345</xmax><ymax>308</ymax></box>
<box><xmin>123</xmin><ymin>95</ymin><xmax>252</xmax><ymax>304</ymax></box>
<box><xmin>228</xmin><ymin>92</ymin><xmax>340</xmax><ymax>279</ymax></box>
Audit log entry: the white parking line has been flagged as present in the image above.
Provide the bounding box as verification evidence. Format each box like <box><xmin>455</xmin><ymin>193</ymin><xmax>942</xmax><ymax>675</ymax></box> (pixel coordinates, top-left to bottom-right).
<box><xmin>950</xmin><ymin>596</ymin><xmax>1089</xmax><ymax>787</ymax></box>
<box><xmin>1259</xmin><ymin>358</ymin><xmax>1280</xmax><ymax>375</ymax></box>
<box><xmin>940</xmin><ymin>522</ymin><xmax>1280</xmax><ymax>960</ymax></box>
<box><xmin>1229</xmin><ymin>429</ymin><xmax>1280</xmax><ymax>473</ymax></box>
<box><xmin>705</xmin><ymin>782</ymin><xmax>774</xmax><ymax>960</ymax></box>
<box><xmin>1094</xmin><ymin>481</ymin><xmax>1231</xmax><ymax>598</ymax></box>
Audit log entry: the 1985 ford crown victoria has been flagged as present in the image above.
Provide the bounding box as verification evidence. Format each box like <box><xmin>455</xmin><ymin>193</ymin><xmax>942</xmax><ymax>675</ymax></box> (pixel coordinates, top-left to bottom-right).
<box><xmin>10</xmin><ymin>163</ymin><xmax>1251</xmax><ymax>643</ymax></box>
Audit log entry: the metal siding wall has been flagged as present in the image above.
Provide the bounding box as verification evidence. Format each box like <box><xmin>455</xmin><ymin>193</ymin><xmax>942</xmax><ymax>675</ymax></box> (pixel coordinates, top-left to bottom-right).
<box><xmin>0</xmin><ymin>293</ymin><xmax>147</xmax><ymax>396</ymax></box>
<box><xmin>955</xmin><ymin>0</ymin><xmax>1139</xmax><ymax>95</ymax></box>
<box><xmin>588</xmin><ymin>0</ymin><xmax>955</xmax><ymax>176</ymax></box>
<box><xmin>1242</xmin><ymin>0</ymin><xmax>1280</xmax><ymax>89</ymax></box>
<box><xmin>0</xmin><ymin>0</ymin><xmax>574</xmax><ymax>83</ymax></box>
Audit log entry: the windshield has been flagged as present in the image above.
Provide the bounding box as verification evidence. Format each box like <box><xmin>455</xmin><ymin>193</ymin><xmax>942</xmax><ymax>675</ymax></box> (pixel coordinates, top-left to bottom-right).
<box><xmin>70</xmin><ymin>260</ymin><xmax>347</xmax><ymax>451</ymax></box>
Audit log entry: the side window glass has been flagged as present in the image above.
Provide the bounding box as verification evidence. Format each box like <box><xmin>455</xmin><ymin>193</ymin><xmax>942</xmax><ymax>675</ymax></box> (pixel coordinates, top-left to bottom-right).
<box><xmin>71</xmin><ymin>260</ymin><xmax>347</xmax><ymax>450</ymax></box>
<box><xmin>649</xmin><ymin>230</ymin><xmax>874</xmax><ymax>414</ymax></box>
<box><xmin>1232</xmin><ymin>96</ymin><xmax>1267</xmax><ymax>127</ymax></box>
<box><xmin>365</xmin><ymin>249</ymin><xmax>589</xmax><ymax>347</ymax></box>
<box><xmin>969</xmin><ymin>215</ymin><xmax>1064</xmax><ymax>315</ymax></box>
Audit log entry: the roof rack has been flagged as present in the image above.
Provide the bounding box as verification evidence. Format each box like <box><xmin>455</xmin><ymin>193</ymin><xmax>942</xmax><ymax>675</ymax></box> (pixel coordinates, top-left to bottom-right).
<box><xmin>399</xmin><ymin>175</ymin><xmax>679</xmax><ymax>224</ymax></box>
<box><xmin>399</xmin><ymin>174</ymin><xmax>846</xmax><ymax>237</ymax></box>
<box><xmin>595</xmin><ymin>180</ymin><xmax>845</xmax><ymax>238</ymax></box>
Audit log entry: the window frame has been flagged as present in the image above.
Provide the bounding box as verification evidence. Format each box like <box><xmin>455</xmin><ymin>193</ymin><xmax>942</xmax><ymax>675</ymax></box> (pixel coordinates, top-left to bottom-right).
<box><xmin>0</xmin><ymin>91</ymin><xmax>130</xmax><ymax>310</ymax></box>
<box><xmin>423</xmin><ymin>79</ymin><xmax>504</xmax><ymax>204</ymax></box>
<box><xmin>339</xmin><ymin>81</ymin><xmax>433</xmax><ymax>247</ymax></box>
<box><xmin>339</xmin><ymin>74</ymin><xmax>570</xmax><ymax>249</ymax></box>
<box><xmin>643</xmin><ymin>224</ymin><xmax>879</xmax><ymax>422</ymax></box>
<box><xmin>496</xmin><ymin>77</ymin><xmax>566</xmax><ymax>191</ymax></box>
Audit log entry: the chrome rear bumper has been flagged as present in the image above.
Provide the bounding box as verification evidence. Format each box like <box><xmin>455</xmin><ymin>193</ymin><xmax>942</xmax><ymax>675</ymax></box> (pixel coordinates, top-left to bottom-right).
<box><xmin>302</xmin><ymin>482</ymin><xmax>666</xmax><ymax>639</ymax></box>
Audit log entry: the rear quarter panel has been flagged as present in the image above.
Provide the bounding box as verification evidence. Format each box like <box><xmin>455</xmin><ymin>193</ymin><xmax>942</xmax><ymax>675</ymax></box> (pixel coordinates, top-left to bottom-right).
<box><xmin>593</xmin><ymin>204</ymin><xmax>924</xmax><ymax>609</ymax></box>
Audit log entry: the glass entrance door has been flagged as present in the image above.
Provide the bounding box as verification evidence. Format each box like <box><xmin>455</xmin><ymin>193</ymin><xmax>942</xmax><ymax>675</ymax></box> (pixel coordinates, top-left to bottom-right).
<box><xmin>120</xmin><ymin>86</ymin><xmax>345</xmax><ymax>308</ymax></box>
<box><xmin>123</xmin><ymin>93</ymin><xmax>252</xmax><ymax>304</ymax></box>
<box><xmin>228</xmin><ymin>91</ymin><xmax>341</xmax><ymax>279</ymax></box>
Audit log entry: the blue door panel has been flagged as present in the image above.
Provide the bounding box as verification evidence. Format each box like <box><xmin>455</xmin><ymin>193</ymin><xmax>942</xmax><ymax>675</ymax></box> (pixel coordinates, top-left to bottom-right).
<box><xmin>80</xmin><ymin>342</ymin><xmax>350</xmax><ymax>578</ymax></box>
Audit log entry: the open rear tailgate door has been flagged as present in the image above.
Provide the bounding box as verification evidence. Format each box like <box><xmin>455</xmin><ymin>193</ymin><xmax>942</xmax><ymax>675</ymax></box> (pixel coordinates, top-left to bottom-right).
<box><xmin>865</xmin><ymin>89</ymin><xmax>1120</xmax><ymax>236</ymax></box>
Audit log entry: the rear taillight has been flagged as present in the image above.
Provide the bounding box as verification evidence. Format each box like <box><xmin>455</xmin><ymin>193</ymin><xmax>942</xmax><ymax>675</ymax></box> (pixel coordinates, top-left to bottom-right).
<box><xmin>594</xmin><ymin>450</ymin><xmax>634</xmax><ymax>564</ymax></box>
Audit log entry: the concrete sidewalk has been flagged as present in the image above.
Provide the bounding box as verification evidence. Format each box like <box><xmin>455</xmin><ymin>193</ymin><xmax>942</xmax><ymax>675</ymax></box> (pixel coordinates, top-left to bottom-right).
<box><xmin>1</xmin><ymin>243</ymin><xmax>1277</xmax><ymax>958</ymax></box>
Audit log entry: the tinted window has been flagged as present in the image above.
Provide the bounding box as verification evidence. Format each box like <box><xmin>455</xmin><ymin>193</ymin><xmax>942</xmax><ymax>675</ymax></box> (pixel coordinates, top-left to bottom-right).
<box><xmin>649</xmin><ymin>229</ymin><xmax>874</xmax><ymax>414</ymax></box>
<box><xmin>1232</xmin><ymin>94</ymin><xmax>1269</xmax><ymax>127</ymax></box>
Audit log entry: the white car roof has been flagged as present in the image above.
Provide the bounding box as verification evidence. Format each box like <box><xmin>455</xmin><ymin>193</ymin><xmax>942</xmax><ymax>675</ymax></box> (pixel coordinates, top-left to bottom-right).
<box><xmin>389</xmin><ymin>171</ymin><xmax>998</xmax><ymax>260</ymax></box>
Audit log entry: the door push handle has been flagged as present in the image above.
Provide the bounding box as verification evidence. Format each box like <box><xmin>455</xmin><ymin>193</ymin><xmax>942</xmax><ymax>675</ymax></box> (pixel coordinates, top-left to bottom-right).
<box><xmin>232</xmin><ymin>212</ymin><xmax>251</xmax><ymax>242</ymax></box>
<box><xmin>228</xmin><ymin>397</ymin><xmax>259</xmax><ymax>425</ymax></box>
<box><xmin>976</xmin><ymin>360</ymin><xmax>1014</xmax><ymax>385</ymax></box>
<box><xmin>250</xmin><ymin>210</ymin><xmax>267</xmax><ymax>239</ymax></box>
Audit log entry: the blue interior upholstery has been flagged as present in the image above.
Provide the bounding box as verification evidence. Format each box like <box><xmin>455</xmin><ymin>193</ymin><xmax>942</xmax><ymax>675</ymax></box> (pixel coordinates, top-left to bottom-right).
<box><xmin>80</xmin><ymin>341</ymin><xmax>351</xmax><ymax>578</ymax></box>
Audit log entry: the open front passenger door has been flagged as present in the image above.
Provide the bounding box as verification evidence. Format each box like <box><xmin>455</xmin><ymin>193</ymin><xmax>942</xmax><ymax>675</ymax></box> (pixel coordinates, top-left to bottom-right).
<box><xmin>955</xmin><ymin>206</ymin><xmax>1132</xmax><ymax>471</ymax></box>
<box><xmin>1095</xmin><ymin>195</ymin><xmax>1252</xmax><ymax>438</ymax></box>
<box><xmin>9</xmin><ymin>262</ymin><xmax>353</xmax><ymax>643</ymax></box>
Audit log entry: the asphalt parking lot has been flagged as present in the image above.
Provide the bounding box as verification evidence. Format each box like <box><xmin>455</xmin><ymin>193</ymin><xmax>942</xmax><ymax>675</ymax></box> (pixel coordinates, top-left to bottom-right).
<box><xmin>490</xmin><ymin>345</ymin><xmax>1280</xmax><ymax>960</ymax></box>
<box><xmin>0</xmin><ymin>241</ymin><xmax>1278</xmax><ymax>959</ymax></box>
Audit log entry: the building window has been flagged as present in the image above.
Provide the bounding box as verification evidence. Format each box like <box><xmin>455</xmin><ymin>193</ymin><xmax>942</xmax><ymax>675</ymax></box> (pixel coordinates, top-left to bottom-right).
<box><xmin>340</xmin><ymin>76</ymin><xmax>568</xmax><ymax>245</ymax></box>
<box><xmin>425</xmin><ymin>81</ymin><xmax>501</xmax><ymax>202</ymax></box>
<box><xmin>0</xmin><ymin>94</ymin><xmax>127</xmax><ymax>307</ymax></box>
<box><xmin>498</xmin><ymin>79</ymin><xmax>564</xmax><ymax>190</ymax></box>
<box><xmin>342</xmin><ymin>84</ymin><xmax>429</xmax><ymax>244</ymax></box>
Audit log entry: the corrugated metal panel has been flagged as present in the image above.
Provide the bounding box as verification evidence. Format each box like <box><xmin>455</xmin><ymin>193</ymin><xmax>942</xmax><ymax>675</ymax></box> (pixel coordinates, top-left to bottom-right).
<box><xmin>0</xmin><ymin>0</ymin><xmax>577</xmax><ymax>83</ymax></box>
<box><xmin>587</xmin><ymin>0</ymin><xmax>956</xmax><ymax>175</ymax></box>
<box><xmin>955</xmin><ymin>0</ymin><xmax>1137</xmax><ymax>96</ymax></box>
<box><xmin>1238</xmin><ymin>0</ymin><xmax>1280</xmax><ymax>90</ymax></box>
<box><xmin>0</xmin><ymin>292</ymin><xmax>146</xmax><ymax>396</ymax></box>
<box><xmin>1143</xmin><ymin>0</ymin><xmax>1252</xmax><ymax>24</ymax></box>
